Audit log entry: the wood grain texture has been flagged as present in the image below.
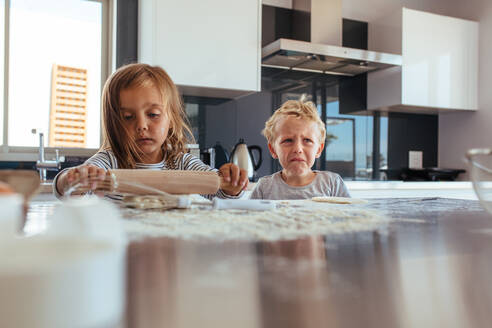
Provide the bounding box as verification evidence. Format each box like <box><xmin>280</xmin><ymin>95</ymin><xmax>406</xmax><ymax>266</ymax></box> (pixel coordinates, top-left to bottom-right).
<box><xmin>110</xmin><ymin>169</ymin><xmax>220</xmax><ymax>195</ymax></box>
<box><xmin>0</xmin><ymin>170</ymin><xmax>40</xmax><ymax>199</ymax></box>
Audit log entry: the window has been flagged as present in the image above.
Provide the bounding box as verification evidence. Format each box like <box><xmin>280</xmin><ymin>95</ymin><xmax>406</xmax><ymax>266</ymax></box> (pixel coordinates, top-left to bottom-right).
<box><xmin>1</xmin><ymin>0</ymin><xmax>113</xmax><ymax>157</ymax></box>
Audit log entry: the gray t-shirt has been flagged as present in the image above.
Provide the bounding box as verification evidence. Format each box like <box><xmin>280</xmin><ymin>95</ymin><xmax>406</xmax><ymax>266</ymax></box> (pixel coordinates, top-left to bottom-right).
<box><xmin>249</xmin><ymin>170</ymin><xmax>350</xmax><ymax>200</ymax></box>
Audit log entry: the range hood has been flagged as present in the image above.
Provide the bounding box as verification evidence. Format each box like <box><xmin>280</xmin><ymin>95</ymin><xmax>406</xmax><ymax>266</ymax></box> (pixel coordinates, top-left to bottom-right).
<box><xmin>262</xmin><ymin>38</ymin><xmax>402</xmax><ymax>76</ymax></box>
<box><xmin>261</xmin><ymin>0</ymin><xmax>402</xmax><ymax>76</ymax></box>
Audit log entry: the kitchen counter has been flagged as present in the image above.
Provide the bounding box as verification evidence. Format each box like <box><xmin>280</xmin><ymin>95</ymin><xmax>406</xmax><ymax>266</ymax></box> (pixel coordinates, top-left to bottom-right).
<box><xmin>24</xmin><ymin>197</ymin><xmax>492</xmax><ymax>327</ymax></box>
<box><xmin>246</xmin><ymin>180</ymin><xmax>478</xmax><ymax>199</ymax></box>
<box><xmin>344</xmin><ymin>180</ymin><xmax>477</xmax><ymax>199</ymax></box>
<box><xmin>37</xmin><ymin>179</ymin><xmax>478</xmax><ymax>200</ymax></box>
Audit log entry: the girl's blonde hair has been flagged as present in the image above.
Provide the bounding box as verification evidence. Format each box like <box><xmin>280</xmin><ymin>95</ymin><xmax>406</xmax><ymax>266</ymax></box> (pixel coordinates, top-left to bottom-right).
<box><xmin>262</xmin><ymin>100</ymin><xmax>326</xmax><ymax>143</ymax></box>
<box><xmin>101</xmin><ymin>63</ymin><xmax>194</xmax><ymax>168</ymax></box>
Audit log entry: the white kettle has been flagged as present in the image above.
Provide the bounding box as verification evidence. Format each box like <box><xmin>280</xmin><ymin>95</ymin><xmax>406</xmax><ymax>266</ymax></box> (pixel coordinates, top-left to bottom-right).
<box><xmin>230</xmin><ymin>139</ymin><xmax>262</xmax><ymax>181</ymax></box>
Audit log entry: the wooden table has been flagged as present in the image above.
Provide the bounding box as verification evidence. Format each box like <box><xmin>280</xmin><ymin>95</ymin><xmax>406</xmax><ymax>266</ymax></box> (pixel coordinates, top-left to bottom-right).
<box><xmin>27</xmin><ymin>198</ymin><xmax>492</xmax><ymax>328</ymax></box>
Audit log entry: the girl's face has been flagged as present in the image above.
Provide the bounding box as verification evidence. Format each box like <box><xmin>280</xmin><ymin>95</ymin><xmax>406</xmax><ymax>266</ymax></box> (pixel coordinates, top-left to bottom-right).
<box><xmin>269</xmin><ymin>115</ymin><xmax>324</xmax><ymax>177</ymax></box>
<box><xmin>119</xmin><ymin>85</ymin><xmax>170</xmax><ymax>164</ymax></box>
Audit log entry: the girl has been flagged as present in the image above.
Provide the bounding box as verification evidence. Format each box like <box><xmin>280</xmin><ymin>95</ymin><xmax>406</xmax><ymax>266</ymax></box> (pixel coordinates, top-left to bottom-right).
<box><xmin>54</xmin><ymin>63</ymin><xmax>248</xmax><ymax>199</ymax></box>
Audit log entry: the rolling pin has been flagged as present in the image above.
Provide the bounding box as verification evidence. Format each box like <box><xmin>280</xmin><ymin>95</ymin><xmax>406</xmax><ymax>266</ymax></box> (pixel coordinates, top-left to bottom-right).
<box><xmin>109</xmin><ymin>169</ymin><xmax>220</xmax><ymax>195</ymax></box>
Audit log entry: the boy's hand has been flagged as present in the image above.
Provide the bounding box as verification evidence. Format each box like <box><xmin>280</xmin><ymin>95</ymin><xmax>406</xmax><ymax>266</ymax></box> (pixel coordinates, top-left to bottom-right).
<box><xmin>218</xmin><ymin>163</ymin><xmax>248</xmax><ymax>196</ymax></box>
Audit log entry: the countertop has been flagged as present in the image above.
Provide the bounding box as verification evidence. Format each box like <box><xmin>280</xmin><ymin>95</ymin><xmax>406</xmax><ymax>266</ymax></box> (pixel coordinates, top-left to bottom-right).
<box><xmin>25</xmin><ymin>197</ymin><xmax>492</xmax><ymax>328</ymax></box>
<box><xmin>38</xmin><ymin>180</ymin><xmax>478</xmax><ymax>199</ymax></box>
<box><xmin>245</xmin><ymin>180</ymin><xmax>478</xmax><ymax>199</ymax></box>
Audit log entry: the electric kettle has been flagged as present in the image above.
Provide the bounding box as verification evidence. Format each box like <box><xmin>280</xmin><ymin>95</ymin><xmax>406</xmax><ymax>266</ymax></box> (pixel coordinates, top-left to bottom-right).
<box><xmin>230</xmin><ymin>138</ymin><xmax>262</xmax><ymax>181</ymax></box>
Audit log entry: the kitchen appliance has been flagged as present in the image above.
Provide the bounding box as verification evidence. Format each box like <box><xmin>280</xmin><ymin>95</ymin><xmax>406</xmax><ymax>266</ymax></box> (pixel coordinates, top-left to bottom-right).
<box><xmin>212</xmin><ymin>142</ymin><xmax>230</xmax><ymax>169</ymax></box>
<box><xmin>200</xmin><ymin>147</ymin><xmax>216</xmax><ymax>168</ymax></box>
<box><xmin>201</xmin><ymin>142</ymin><xmax>230</xmax><ymax>169</ymax></box>
<box><xmin>262</xmin><ymin>0</ymin><xmax>401</xmax><ymax>76</ymax></box>
<box><xmin>230</xmin><ymin>139</ymin><xmax>262</xmax><ymax>181</ymax></box>
<box><xmin>187</xmin><ymin>144</ymin><xmax>200</xmax><ymax>159</ymax></box>
<box><xmin>399</xmin><ymin>168</ymin><xmax>465</xmax><ymax>181</ymax></box>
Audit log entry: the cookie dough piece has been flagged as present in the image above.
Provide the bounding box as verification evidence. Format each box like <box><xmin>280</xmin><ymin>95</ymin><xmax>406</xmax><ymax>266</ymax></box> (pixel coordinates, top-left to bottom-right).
<box><xmin>311</xmin><ymin>196</ymin><xmax>368</xmax><ymax>204</ymax></box>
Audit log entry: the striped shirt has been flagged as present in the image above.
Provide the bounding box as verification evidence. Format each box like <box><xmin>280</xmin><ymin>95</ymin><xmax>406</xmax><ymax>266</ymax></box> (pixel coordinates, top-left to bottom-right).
<box><xmin>53</xmin><ymin>149</ymin><xmax>241</xmax><ymax>200</ymax></box>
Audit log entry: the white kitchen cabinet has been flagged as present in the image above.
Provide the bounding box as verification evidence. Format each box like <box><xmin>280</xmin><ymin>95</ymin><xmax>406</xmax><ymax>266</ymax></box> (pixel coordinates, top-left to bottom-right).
<box><xmin>138</xmin><ymin>0</ymin><xmax>261</xmax><ymax>98</ymax></box>
<box><xmin>368</xmin><ymin>8</ymin><xmax>478</xmax><ymax>113</ymax></box>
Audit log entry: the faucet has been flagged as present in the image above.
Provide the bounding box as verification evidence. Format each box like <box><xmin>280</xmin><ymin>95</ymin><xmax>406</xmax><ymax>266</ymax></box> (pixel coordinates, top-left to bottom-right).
<box><xmin>36</xmin><ymin>132</ymin><xmax>61</xmax><ymax>182</ymax></box>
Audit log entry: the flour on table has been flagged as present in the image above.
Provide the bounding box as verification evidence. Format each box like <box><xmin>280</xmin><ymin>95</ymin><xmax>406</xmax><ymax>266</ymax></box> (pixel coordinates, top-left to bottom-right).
<box><xmin>120</xmin><ymin>199</ymin><xmax>387</xmax><ymax>241</ymax></box>
<box><xmin>312</xmin><ymin>197</ymin><xmax>368</xmax><ymax>204</ymax></box>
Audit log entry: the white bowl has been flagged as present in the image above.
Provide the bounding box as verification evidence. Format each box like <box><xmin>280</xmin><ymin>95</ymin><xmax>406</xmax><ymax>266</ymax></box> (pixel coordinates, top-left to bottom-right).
<box><xmin>0</xmin><ymin>236</ymin><xmax>126</xmax><ymax>328</ymax></box>
<box><xmin>0</xmin><ymin>193</ymin><xmax>23</xmax><ymax>237</ymax></box>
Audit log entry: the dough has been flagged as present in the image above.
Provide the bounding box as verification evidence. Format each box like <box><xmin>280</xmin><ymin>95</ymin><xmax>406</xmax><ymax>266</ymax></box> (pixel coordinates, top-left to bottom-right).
<box><xmin>311</xmin><ymin>196</ymin><xmax>368</xmax><ymax>204</ymax></box>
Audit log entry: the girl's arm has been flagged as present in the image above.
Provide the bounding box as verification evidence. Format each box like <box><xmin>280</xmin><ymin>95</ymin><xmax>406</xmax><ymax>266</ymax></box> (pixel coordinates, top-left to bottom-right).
<box><xmin>218</xmin><ymin>163</ymin><xmax>248</xmax><ymax>196</ymax></box>
<box><xmin>53</xmin><ymin>151</ymin><xmax>114</xmax><ymax>198</ymax></box>
<box><xmin>54</xmin><ymin>165</ymin><xmax>107</xmax><ymax>196</ymax></box>
<box><xmin>179</xmin><ymin>153</ymin><xmax>247</xmax><ymax>198</ymax></box>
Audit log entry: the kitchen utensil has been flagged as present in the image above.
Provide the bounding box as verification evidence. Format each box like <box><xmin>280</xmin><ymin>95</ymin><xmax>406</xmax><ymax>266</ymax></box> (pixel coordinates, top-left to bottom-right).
<box><xmin>230</xmin><ymin>138</ymin><xmax>262</xmax><ymax>181</ymax></box>
<box><xmin>123</xmin><ymin>194</ymin><xmax>276</xmax><ymax>211</ymax></box>
<box><xmin>0</xmin><ymin>170</ymin><xmax>40</xmax><ymax>200</ymax></box>
<box><xmin>67</xmin><ymin>169</ymin><xmax>220</xmax><ymax>196</ymax></box>
<box><xmin>69</xmin><ymin>174</ymin><xmax>275</xmax><ymax>211</ymax></box>
<box><xmin>466</xmin><ymin>148</ymin><xmax>492</xmax><ymax>214</ymax></box>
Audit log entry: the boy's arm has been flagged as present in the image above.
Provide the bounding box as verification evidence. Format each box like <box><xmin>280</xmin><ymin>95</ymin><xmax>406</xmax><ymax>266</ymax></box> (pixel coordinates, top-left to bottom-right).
<box><xmin>249</xmin><ymin>181</ymin><xmax>263</xmax><ymax>199</ymax></box>
<box><xmin>333</xmin><ymin>175</ymin><xmax>351</xmax><ymax>197</ymax></box>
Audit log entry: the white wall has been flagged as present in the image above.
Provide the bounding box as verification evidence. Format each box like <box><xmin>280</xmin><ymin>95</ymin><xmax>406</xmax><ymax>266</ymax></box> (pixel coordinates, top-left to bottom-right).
<box><xmin>343</xmin><ymin>0</ymin><xmax>489</xmax><ymax>180</ymax></box>
<box><xmin>438</xmin><ymin>0</ymin><xmax>492</xmax><ymax>179</ymax></box>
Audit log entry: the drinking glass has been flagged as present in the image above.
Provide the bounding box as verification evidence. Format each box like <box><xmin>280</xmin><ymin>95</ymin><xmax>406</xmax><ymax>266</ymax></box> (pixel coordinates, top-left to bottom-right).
<box><xmin>466</xmin><ymin>148</ymin><xmax>492</xmax><ymax>214</ymax></box>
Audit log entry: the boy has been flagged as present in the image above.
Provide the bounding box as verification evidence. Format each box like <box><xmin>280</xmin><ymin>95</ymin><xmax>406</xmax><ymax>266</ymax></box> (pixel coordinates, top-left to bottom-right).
<box><xmin>250</xmin><ymin>100</ymin><xmax>350</xmax><ymax>200</ymax></box>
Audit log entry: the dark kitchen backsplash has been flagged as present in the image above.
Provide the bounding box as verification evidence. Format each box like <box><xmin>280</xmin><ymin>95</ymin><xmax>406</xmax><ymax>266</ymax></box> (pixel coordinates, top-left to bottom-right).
<box><xmin>187</xmin><ymin>92</ymin><xmax>273</xmax><ymax>179</ymax></box>
<box><xmin>387</xmin><ymin>113</ymin><xmax>438</xmax><ymax>179</ymax></box>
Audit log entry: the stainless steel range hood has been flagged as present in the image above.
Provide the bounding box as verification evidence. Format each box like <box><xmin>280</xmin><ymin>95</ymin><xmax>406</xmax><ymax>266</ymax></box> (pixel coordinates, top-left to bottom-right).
<box><xmin>262</xmin><ymin>38</ymin><xmax>402</xmax><ymax>76</ymax></box>
<box><xmin>262</xmin><ymin>0</ymin><xmax>402</xmax><ymax>76</ymax></box>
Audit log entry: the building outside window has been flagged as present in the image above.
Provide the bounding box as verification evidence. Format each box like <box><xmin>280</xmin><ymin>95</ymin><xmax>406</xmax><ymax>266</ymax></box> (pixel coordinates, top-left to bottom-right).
<box><xmin>0</xmin><ymin>0</ymin><xmax>112</xmax><ymax>157</ymax></box>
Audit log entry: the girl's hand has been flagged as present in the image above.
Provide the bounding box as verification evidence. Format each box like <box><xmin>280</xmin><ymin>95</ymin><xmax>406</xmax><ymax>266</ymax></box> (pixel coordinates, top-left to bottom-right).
<box><xmin>57</xmin><ymin>164</ymin><xmax>107</xmax><ymax>195</ymax></box>
<box><xmin>218</xmin><ymin>163</ymin><xmax>248</xmax><ymax>196</ymax></box>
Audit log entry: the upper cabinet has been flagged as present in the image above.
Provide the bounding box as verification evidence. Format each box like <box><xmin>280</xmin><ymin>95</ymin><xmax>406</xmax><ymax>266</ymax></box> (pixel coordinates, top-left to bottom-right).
<box><xmin>138</xmin><ymin>0</ymin><xmax>261</xmax><ymax>99</ymax></box>
<box><xmin>368</xmin><ymin>8</ymin><xmax>478</xmax><ymax>114</ymax></box>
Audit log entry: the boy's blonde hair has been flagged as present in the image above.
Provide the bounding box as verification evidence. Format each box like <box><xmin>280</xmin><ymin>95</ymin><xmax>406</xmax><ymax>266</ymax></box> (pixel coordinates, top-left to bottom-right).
<box><xmin>262</xmin><ymin>100</ymin><xmax>326</xmax><ymax>143</ymax></box>
<box><xmin>101</xmin><ymin>63</ymin><xmax>194</xmax><ymax>168</ymax></box>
